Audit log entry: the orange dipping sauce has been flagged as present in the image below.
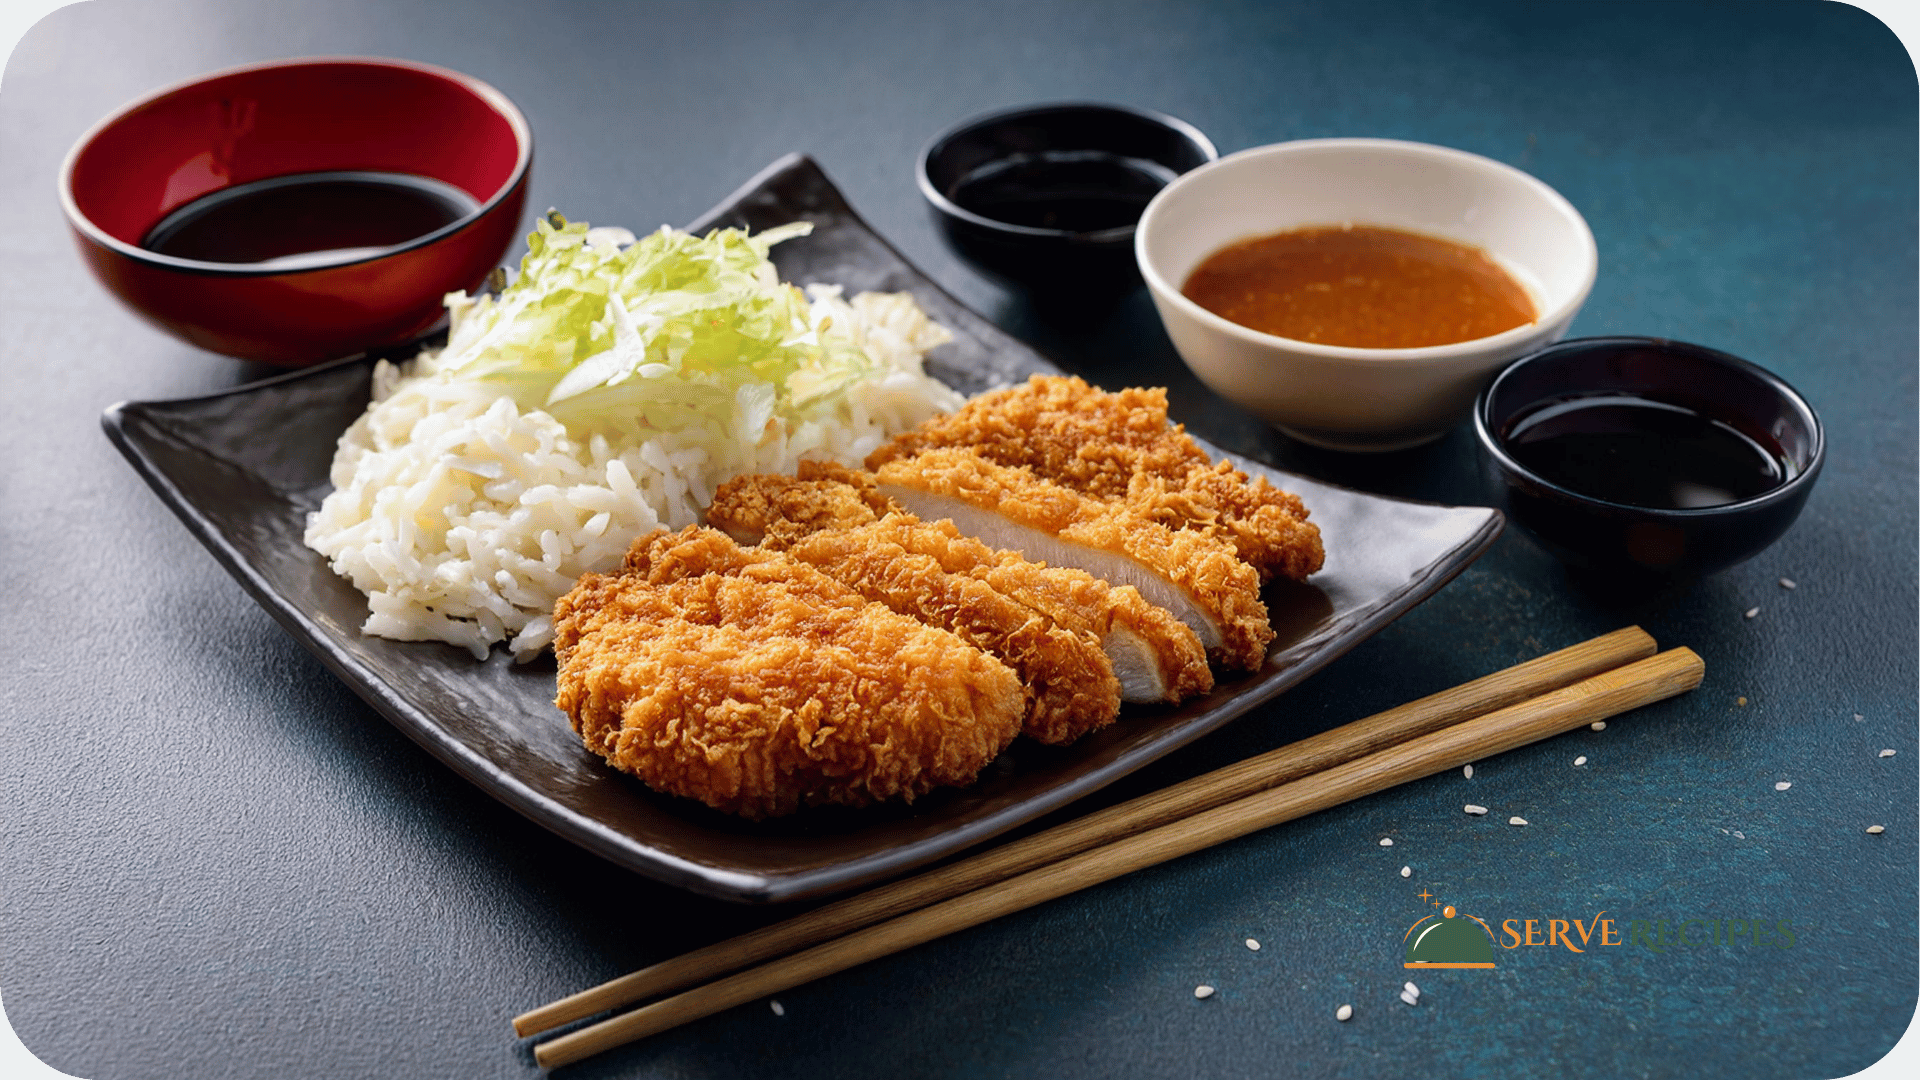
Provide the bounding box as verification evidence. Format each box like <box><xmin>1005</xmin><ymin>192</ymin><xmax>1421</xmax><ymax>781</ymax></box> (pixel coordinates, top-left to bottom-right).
<box><xmin>1181</xmin><ymin>224</ymin><xmax>1537</xmax><ymax>349</ymax></box>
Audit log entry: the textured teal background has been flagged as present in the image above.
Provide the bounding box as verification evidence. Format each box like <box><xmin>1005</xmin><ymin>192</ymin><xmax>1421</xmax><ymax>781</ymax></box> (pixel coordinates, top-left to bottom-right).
<box><xmin>1</xmin><ymin>2</ymin><xmax>1913</xmax><ymax>1078</ymax></box>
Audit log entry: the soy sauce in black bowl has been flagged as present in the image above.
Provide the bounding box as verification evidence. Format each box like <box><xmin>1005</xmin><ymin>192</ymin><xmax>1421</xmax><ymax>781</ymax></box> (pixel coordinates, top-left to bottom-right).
<box><xmin>919</xmin><ymin>103</ymin><xmax>1216</xmax><ymax>294</ymax></box>
<box><xmin>946</xmin><ymin>150</ymin><xmax>1178</xmax><ymax>233</ymax></box>
<box><xmin>1502</xmin><ymin>393</ymin><xmax>1790</xmax><ymax>511</ymax></box>
<box><xmin>1475</xmin><ymin>337</ymin><xmax>1823</xmax><ymax>582</ymax></box>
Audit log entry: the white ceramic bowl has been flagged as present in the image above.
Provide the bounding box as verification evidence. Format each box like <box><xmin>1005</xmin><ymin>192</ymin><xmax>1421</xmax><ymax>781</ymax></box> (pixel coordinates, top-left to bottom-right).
<box><xmin>1136</xmin><ymin>138</ymin><xmax>1597</xmax><ymax>451</ymax></box>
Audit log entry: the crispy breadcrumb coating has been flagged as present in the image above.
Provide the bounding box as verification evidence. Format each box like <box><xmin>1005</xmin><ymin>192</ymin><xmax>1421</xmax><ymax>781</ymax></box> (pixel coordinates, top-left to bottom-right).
<box><xmin>705</xmin><ymin>460</ymin><xmax>891</xmax><ymax>546</ymax></box>
<box><xmin>1123</xmin><ymin>461</ymin><xmax>1324</xmax><ymax>584</ymax></box>
<box><xmin>867</xmin><ymin>377</ymin><xmax>1205</xmax><ymax>490</ymax></box>
<box><xmin>553</xmin><ymin>528</ymin><xmax>1024</xmax><ymax>818</ymax></box>
<box><xmin>627</xmin><ymin>523</ymin><xmax>1121</xmax><ymax>744</ymax></box>
<box><xmin>778</xmin><ymin>523</ymin><xmax>1121</xmax><ymax>743</ymax></box>
<box><xmin>867</xmin><ymin>375</ymin><xmax>1324</xmax><ymax>581</ymax></box>
<box><xmin>707</xmin><ymin>472</ymin><xmax>1212</xmax><ymax>704</ymax></box>
<box><xmin>873</xmin><ymin>448</ymin><xmax>1274</xmax><ymax>670</ymax></box>
<box><xmin>805</xmin><ymin>513</ymin><xmax>1211</xmax><ymax>704</ymax></box>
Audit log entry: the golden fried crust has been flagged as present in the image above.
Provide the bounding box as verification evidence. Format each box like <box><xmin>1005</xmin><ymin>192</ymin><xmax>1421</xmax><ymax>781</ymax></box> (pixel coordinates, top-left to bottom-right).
<box><xmin>1122</xmin><ymin>461</ymin><xmax>1325</xmax><ymax>583</ymax></box>
<box><xmin>782</xmin><ymin>521</ymin><xmax>1121</xmax><ymax>744</ymax></box>
<box><xmin>865</xmin><ymin>377</ymin><xmax>1202</xmax><ymax>492</ymax></box>
<box><xmin>706</xmin><ymin>474</ymin><xmax>1214</xmax><ymax>704</ymax></box>
<box><xmin>795</xmin><ymin>458</ymin><xmax>888</xmax><ymax>494</ymax></box>
<box><xmin>873</xmin><ymin>448</ymin><xmax>1274</xmax><ymax>670</ymax></box>
<box><xmin>624</xmin><ymin>523</ymin><xmax>1119</xmax><ymax>743</ymax></box>
<box><xmin>553</xmin><ymin>529</ymin><xmax>1024</xmax><ymax>818</ymax></box>
<box><xmin>705</xmin><ymin>459</ymin><xmax>895</xmax><ymax>546</ymax></box>
<box><xmin>866</xmin><ymin>375</ymin><xmax>1324</xmax><ymax>581</ymax></box>
<box><xmin>866</xmin><ymin>516</ymin><xmax>1212</xmax><ymax>702</ymax></box>
<box><xmin>618</xmin><ymin>523</ymin><xmax>782</xmax><ymax>581</ymax></box>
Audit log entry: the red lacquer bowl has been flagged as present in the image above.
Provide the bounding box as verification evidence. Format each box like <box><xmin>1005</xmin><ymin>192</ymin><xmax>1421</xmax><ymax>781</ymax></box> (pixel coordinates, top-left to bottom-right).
<box><xmin>59</xmin><ymin>57</ymin><xmax>532</xmax><ymax>366</ymax></box>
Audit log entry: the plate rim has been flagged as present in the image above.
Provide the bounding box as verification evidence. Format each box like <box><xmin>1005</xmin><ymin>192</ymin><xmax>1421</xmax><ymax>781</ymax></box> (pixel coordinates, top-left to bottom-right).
<box><xmin>101</xmin><ymin>153</ymin><xmax>1503</xmax><ymax>903</ymax></box>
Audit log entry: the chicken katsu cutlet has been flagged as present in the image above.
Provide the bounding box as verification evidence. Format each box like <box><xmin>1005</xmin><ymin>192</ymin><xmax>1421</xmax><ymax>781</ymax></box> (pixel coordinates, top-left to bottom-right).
<box><xmin>708</xmin><ymin>464</ymin><xmax>1213</xmax><ymax>705</ymax></box>
<box><xmin>553</xmin><ymin>530</ymin><xmax>1024</xmax><ymax>818</ymax></box>
<box><xmin>624</xmin><ymin>525</ymin><xmax>1123</xmax><ymax>744</ymax></box>
<box><xmin>871</xmin><ymin>448</ymin><xmax>1275</xmax><ymax>670</ymax></box>
<box><xmin>867</xmin><ymin>375</ymin><xmax>1325</xmax><ymax>582</ymax></box>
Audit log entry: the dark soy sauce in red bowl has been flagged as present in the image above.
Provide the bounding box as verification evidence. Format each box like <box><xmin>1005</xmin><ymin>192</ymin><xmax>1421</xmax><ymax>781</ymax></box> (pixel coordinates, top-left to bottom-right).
<box><xmin>141</xmin><ymin>170</ymin><xmax>478</xmax><ymax>269</ymax></box>
<box><xmin>1502</xmin><ymin>393</ymin><xmax>1790</xmax><ymax>509</ymax></box>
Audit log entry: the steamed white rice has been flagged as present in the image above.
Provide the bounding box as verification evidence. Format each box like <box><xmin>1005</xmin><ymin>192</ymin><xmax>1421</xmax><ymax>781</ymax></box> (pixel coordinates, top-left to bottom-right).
<box><xmin>303</xmin><ymin>285</ymin><xmax>961</xmax><ymax>661</ymax></box>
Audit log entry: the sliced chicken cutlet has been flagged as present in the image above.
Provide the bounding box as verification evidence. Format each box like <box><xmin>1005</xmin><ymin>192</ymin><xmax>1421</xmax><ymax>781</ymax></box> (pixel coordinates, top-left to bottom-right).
<box><xmin>949</xmin><ymin>530</ymin><xmax>1213</xmax><ymax>705</ymax></box>
<box><xmin>866</xmin><ymin>375</ymin><xmax>1325</xmax><ymax>582</ymax></box>
<box><xmin>708</xmin><ymin>467</ymin><xmax>1212</xmax><ymax>706</ymax></box>
<box><xmin>772</xmin><ymin>526</ymin><xmax>1121</xmax><ymax>744</ymax></box>
<box><xmin>553</xmin><ymin>530</ymin><xmax>1024</xmax><ymax>819</ymax></box>
<box><xmin>624</xmin><ymin>524</ymin><xmax>1121</xmax><ymax>744</ymax></box>
<box><xmin>871</xmin><ymin>448</ymin><xmax>1274</xmax><ymax>670</ymax></box>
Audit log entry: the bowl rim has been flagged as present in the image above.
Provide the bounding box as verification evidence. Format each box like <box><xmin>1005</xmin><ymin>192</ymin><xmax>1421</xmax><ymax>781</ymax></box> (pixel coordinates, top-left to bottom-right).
<box><xmin>57</xmin><ymin>55</ymin><xmax>533</xmax><ymax>279</ymax></box>
<box><xmin>916</xmin><ymin>101</ymin><xmax>1218</xmax><ymax>243</ymax></box>
<box><xmin>1472</xmin><ymin>335</ymin><xmax>1827</xmax><ymax>519</ymax></box>
<box><xmin>1135</xmin><ymin>137</ymin><xmax>1598</xmax><ymax>363</ymax></box>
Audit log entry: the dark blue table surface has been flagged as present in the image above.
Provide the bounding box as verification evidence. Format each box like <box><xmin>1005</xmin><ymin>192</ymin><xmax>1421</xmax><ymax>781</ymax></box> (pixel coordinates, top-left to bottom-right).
<box><xmin>2</xmin><ymin>3</ymin><xmax>1914</xmax><ymax>1078</ymax></box>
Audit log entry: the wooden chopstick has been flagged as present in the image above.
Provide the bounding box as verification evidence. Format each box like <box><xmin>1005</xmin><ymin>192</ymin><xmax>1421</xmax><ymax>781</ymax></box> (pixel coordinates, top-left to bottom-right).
<box><xmin>515</xmin><ymin>626</ymin><xmax>1654</xmax><ymax>1039</ymax></box>
<box><xmin>532</xmin><ymin>643</ymin><xmax>1700</xmax><ymax>1068</ymax></box>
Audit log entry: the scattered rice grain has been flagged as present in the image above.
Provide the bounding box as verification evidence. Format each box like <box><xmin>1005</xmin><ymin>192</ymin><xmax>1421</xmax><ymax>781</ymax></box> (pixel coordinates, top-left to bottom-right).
<box><xmin>1403</xmin><ymin>981</ymin><xmax>1421</xmax><ymax>998</ymax></box>
<box><xmin>1509</xmin><ymin>816</ymin><xmax>1529</xmax><ymax>826</ymax></box>
<box><xmin>1744</xmin><ymin>606</ymin><xmax>1760</xmax><ymax>619</ymax></box>
<box><xmin>769</xmin><ymin>1000</ymin><xmax>784</xmax><ymax>1016</ymax></box>
<box><xmin>1336</xmin><ymin>1004</ymin><xmax>1353</xmax><ymax>1022</ymax></box>
<box><xmin>1194</xmin><ymin>985</ymin><xmax>1215</xmax><ymax>999</ymax></box>
<box><xmin>1464</xmin><ymin>804</ymin><xmax>1489</xmax><ymax>816</ymax></box>
<box><xmin>1400</xmin><ymin>989</ymin><xmax>1420</xmax><ymax>1006</ymax></box>
<box><xmin>1379</xmin><ymin>837</ymin><xmax>1394</xmax><ymax>847</ymax></box>
<box><xmin>1590</xmin><ymin>721</ymin><xmax>1607</xmax><ymax>731</ymax></box>
<box><xmin>1779</xmin><ymin>577</ymin><xmax>1797</xmax><ymax>590</ymax></box>
<box><xmin>1867</xmin><ymin>825</ymin><xmax>1886</xmax><ymax>835</ymax></box>
<box><xmin>1574</xmin><ymin>755</ymin><xmax>1588</xmax><ymax>766</ymax></box>
<box><xmin>1400</xmin><ymin>866</ymin><xmax>1412</xmax><ymax>878</ymax></box>
<box><xmin>1774</xmin><ymin>781</ymin><xmax>1792</xmax><ymax>791</ymax></box>
<box><xmin>1463</xmin><ymin>764</ymin><xmax>1474</xmax><ymax>779</ymax></box>
<box><xmin>1246</xmin><ymin>938</ymin><xmax>1261</xmax><ymax>951</ymax></box>
<box><xmin>1880</xmin><ymin>749</ymin><xmax>1897</xmax><ymax>758</ymax></box>
<box><xmin>1854</xmin><ymin>713</ymin><xmax>1865</xmax><ymax>721</ymax></box>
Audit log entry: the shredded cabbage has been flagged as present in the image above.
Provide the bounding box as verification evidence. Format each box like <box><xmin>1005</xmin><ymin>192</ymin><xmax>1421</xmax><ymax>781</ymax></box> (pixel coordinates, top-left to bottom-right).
<box><xmin>423</xmin><ymin>214</ymin><xmax>914</xmax><ymax>442</ymax></box>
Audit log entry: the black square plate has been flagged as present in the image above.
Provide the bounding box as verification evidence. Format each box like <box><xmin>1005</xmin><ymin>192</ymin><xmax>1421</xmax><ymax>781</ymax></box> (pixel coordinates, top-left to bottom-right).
<box><xmin>103</xmin><ymin>155</ymin><xmax>1501</xmax><ymax>903</ymax></box>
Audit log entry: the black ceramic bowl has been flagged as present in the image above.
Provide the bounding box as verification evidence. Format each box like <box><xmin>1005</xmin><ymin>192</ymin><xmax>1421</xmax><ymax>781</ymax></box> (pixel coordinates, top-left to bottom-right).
<box><xmin>918</xmin><ymin>103</ymin><xmax>1216</xmax><ymax>292</ymax></box>
<box><xmin>1474</xmin><ymin>337</ymin><xmax>1824</xmax><ymax>581</ymax></box>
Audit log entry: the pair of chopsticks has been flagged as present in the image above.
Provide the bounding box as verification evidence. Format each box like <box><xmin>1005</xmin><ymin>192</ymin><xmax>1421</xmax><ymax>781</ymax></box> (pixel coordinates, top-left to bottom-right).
<box><xmin>519</xmin><ymin>626</ymin><xmax>1701</xmax><ymax>1068</ymax></box>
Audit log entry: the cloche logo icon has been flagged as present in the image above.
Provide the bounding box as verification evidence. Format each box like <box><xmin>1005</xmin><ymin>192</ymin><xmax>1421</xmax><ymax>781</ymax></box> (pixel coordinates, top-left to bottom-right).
<box><xmin>1404</xmin><ymin>890</ymin><xmax>1497</xmax><ymax>969</ymax></box>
